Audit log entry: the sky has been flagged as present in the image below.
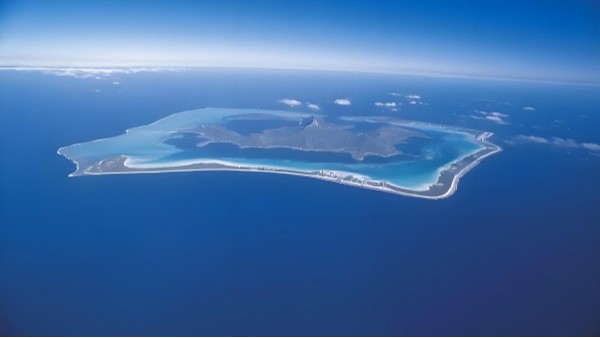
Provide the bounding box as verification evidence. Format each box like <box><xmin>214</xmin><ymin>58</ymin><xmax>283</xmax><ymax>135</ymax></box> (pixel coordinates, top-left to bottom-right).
<box><xmin>0</xmin><ymin>0</ymin><xmax>599</xmax><ymax>83</ymax></box>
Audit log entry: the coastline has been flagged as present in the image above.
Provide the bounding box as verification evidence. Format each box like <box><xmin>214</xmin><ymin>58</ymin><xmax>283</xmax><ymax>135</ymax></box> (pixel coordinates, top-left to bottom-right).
<box><xmin>58</xmin><ymin>132</ymin><xmax>501</xmax><ymax>200</ymax></box>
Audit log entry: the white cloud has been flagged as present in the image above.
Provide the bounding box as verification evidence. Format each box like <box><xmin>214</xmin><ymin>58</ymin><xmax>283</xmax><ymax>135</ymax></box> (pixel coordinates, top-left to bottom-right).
<box><xmin>471</xmin><ymin>110</ymin><xmax>509</xmax><ymax>124</ymax></box>
<box><xmin>511</xmin><ymin>135</ymin><xmax>600</xmax><ymax>152</ymax></box>
<box><xmin>490</xmin><ymin>112</ymin><xmax>509</xmax><ymax>118</ymax></box>
<box><xmin>523</xmin><ymin>106</ymin><xmax>536</xmax><ymax>111</ymax></box>
<box><xmin>551</xmin><ymin>137</ymin><xmax>579</xmax><ymax>148</ymax></box>
<box><xmin>4</xmin><ymin>66</ymin><xmax>174</xmax><ymax>79</ymax></box>
<box><xmin>112</xmin><ymin>81</ymin><xmax>120</xmax><ymax>85</ymax></box>
<box><xmin>514</xmin><ymin>135</ymin><xmax>549</xmax><ymax>144</ymax></box>
<box><xmin>52</xmin><ymin>70</ymin><xmax>96</xmax><ymax>78</ymax></box>
<box><xmin>485</xmin><ymin>115</ymin><xmax>507</xmax><ymax>124</ymax></box>
<box><xmin>582</xmin><ymin>143</ymin><xmax>600</xmax><ymax>151</ymax></box>
<box><xmin>387</xmin><ymin>93</ymin><xmax>426</xmax><ymax>106</ymax></box>
<box><xmin>278</xmin><ymin>98</ymin><xmax>302</xmax><ymax>107</ymax></box>
<box><xmin>374</xmin><ymin>102</ymin><xmax>397</xmax><ymax>108</ymax></box>
<box><xmin>306</xmin><ymin>102</ymin><xmax>321</xmax><ymax>110</ymax></box>
<box><xmin>334</xmin><ymin>98</ymin><xmax>351</xmax><ymax>106</ymax></box>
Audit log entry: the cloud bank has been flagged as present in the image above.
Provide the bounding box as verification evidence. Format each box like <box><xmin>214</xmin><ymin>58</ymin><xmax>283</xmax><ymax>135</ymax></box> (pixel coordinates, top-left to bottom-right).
<box><xmin>3</xmin><ymin>66</ymin><xmax>173</xmax><ymax>79</ymax></box>
<box><xmin>510</xmin><ymin>134</ymin><xmax>600</xmax><ymax>152</ymax></box>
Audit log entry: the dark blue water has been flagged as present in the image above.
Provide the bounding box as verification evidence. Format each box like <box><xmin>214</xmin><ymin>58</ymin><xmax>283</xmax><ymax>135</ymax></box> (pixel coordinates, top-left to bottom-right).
<box><xmin>1</xmin><ymin>69</ymin><xmax>599</xmax><ymax>336</ymax></box>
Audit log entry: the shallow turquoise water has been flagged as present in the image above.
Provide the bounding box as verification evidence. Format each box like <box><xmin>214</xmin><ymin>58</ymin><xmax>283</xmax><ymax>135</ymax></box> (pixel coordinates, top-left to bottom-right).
<box><xmin>59</xmin><ymin>107</ymin><xmax>485</xmax><ymax>190</ymax></box>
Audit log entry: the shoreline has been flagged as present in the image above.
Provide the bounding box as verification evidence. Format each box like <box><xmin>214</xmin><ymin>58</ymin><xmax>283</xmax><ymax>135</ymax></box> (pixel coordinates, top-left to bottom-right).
<box><xmin>436</xmin><ymin>132</ymin><xmax>501</xmax><ymax>199</ymax></box>
<box><xmin>59</xmin><ymin>132</ymin><xmax>501</xmax><ymax>200</ymax></box>
<box><xmin>56</xmin><ymin>108</ymin><xmax>502</xmax><ymax>200</ymax></box>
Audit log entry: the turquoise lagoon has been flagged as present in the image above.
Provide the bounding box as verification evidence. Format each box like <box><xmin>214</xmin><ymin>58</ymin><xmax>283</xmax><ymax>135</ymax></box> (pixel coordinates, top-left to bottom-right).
<box><xmin>58</xmin><ymin>108</ymin><xmax>496</xmax><ymax>194</ymax></box>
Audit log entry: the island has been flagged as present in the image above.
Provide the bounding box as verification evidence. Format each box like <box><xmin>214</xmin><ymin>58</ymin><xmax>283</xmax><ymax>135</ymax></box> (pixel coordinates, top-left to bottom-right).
<box><xmin>57</xmin><ymin>108</ymin><xmax>501</xmax><ymax>199</ymax></box>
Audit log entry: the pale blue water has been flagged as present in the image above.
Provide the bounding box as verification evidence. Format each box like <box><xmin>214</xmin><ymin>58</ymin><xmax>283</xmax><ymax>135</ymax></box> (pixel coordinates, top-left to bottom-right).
<box><xmin>59</xmin><ymin>108</ymin><xmax>485</xmax><ymax>190</ymax></box>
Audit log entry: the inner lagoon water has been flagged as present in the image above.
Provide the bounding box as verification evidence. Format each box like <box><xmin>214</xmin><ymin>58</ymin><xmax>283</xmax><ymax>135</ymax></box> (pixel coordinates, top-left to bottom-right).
<box><xmin>58</xmin><ymin>107</ymin><xmax>486</xmax><ymax>191</ymax></box>
<box><xmin>0</xmin><ymin>68</ymin><xmax>599</xmax><ymax>335</ymax></box>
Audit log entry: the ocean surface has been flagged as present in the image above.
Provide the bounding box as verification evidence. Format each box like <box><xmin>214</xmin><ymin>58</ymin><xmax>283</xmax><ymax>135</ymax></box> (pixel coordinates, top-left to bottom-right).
<box><xmin>0</xmin><ymin>68</ymin><xmax>599</xmax><ymax>335</ymax></box>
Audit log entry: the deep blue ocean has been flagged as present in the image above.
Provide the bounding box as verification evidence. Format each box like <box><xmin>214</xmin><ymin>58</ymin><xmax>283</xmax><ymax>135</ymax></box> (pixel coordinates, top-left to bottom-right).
<box><xmin>1</xmin><ymin>68</ymin><xmax>599</xmax><ymax>336</ymax></box>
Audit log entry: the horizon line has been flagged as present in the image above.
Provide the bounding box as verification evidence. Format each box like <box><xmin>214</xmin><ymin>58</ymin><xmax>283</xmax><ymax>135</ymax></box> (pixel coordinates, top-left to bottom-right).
<box><xmin>2</xmin><ymin>63</ymin><xmax>599</xmax><ymax>88</ymax></box>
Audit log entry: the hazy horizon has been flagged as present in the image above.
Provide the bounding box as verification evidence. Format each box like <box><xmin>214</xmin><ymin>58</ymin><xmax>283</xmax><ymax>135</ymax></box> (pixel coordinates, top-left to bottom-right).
<box><xmin>1</xmin><ymin>0</ymin><xmax>599</xmax><ymax>84</ymax></box>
